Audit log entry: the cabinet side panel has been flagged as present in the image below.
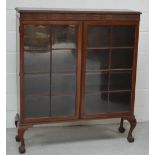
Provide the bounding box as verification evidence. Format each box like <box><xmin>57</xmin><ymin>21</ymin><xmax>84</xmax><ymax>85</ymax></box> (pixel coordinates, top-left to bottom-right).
<box><xmin>131</xmin><ymin>22</ymin><xmax>140</xmax><ymax>114</ymax></box>
<box><xmin>16</xmin><ymin>12</ymin><xmax>20</xmax><ymax>115</ymax></box>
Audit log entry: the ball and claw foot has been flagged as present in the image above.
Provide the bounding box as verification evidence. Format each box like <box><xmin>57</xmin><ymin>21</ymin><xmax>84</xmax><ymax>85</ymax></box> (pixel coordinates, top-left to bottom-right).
<box><xmin>14</xmin><ymin>113</ymin><xmax>19</xmax><ymax>128</ymax></box>
<box><xmin>119</xmin><ymin>126</ymin><xmax>125</xmax><ymax>133</ymax></box>
<box><xmin>15</xmin><ymin>135</ymin><xmax>20</xmax><ymax>142</ymax></box>
<box><xmin>15</xmin><ymin>121</ymin><xmax>18</xmax><ymax>128</ymax></box>
<box><xmin>19</xmin><ymin>145</ymin><xmax>25</xmax><ymax>154</ymax></box>
<box><xmin>127</xmin><ymin>135</ymin><xmax>134</xmax><ymax>143</ymax></box>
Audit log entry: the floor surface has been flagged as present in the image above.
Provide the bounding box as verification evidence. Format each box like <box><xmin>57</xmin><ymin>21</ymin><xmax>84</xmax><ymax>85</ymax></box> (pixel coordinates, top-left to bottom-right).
<box><xmin>6</xmin><ymin>122</ymin><xmax>149</xmax><ymax>155</ymax></box>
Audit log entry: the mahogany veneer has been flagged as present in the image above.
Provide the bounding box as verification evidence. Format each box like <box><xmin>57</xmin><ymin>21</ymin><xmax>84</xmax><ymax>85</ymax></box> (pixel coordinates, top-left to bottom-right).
<box><xmin>15</xmin><ymin>8</ymin><xmax>141</xmax><ymax>153</ymax></box>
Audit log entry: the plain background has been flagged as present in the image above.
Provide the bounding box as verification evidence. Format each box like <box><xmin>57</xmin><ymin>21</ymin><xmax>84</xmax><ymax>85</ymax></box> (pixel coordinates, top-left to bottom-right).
<box><xmin>6</xmin><ymin>0</ymin><xmax>149</xmax><ymax>128</ymax></box>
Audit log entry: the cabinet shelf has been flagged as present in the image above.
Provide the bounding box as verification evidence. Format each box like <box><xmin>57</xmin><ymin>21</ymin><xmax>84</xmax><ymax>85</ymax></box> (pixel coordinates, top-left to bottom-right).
<box><xmin>25</xmin><ymin>47</ymin><xmax>134</xmax><ymax>52</ymax></box>
<box><xmin>24</xmin><ymin>48</ymin><xmax>77</xmax><ymax>51</ymax></box>
<box><xmin>87</xmin><ymin>46</ymin><xmax>134</xmax><ymax>50</ymax></box>
<box><xmin>85</xmin><ymin>89</ymin><xmax>131</xmax><ymax>95</ymax></box>
<box><xmin>25</xmin><ymin>93</ymin><xmax>75</xmax><ymax>97</ymax></box>
<box><xmin>24</xmin><ymin>72</ymin><xmax>50</xmax><ymax>75</ymax></box>
<box><xmin>52</xmin><ymin>48</ymin><xmax>77</xmax><ymax>50</ymax></box>
<box><xmin>24</xmin><ymin>71</ymin><xmax>76</xmax><ymax>75</ymax></box>
<box><xmin>86</xmin><ymin>68</ymin><xmax>132</xmax><ymax>73</ymax></box>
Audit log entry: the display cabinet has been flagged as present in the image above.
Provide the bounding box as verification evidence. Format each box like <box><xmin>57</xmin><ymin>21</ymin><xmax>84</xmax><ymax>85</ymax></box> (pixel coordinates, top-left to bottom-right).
<box><xmin>15</xmin><ymin>8</ymin><xmax>141</xmax><ymax>153</ymax></box>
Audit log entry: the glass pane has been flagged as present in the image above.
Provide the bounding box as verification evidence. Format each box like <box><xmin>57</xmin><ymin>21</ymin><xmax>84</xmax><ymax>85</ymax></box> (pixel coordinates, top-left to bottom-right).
<box><xmin>85</xmin><ymin>72</ymin><xmax>108</xmax><ymax>93</ymax></box>
<box><xmin>24</xmin><ymin>74</ymin><xmax>50</xmax><ymax>95</ymax></box>
<box><xmin>111</xmin><ymin>49</ymin><xmax>133</xmax><ymax>69</ymax></box>
<box><xmin>24</xmin><ymin>51</ymin><xmax>50</xmax><ymax>73</ymax></box>
<box><xmin>24</xmin><ymin>25</ymin><xmax>50</xmax><ymax>50</ymax></box>
<box><xmin>86</xmin><ymin>50</ymin><xmax>109</xmax><ymax>70</ymax></box>
<box><xmin>85</xmin><ymin>93</ymin><xmax>108</xmax><ymax>114</ymax></box>
<box><xmin>52</xmin><ymin>49</ymin><xmax>76</xmax><ymax>72</ymax></box>
<box><xmin>51</xmin><ymin>95</ymin><xmax>75</xmax><ymax>116</ymax></box>
<box><xmin>109</xmin><ymin>92</ymin><xmax>131</xmax><ymax>112</ymax></box>
<box><xmin>112</xmin><ymin>26</ymin><xmax>135</xmax><ymax>47</ymax></box>
<box><xmin>109</xmin><ymin>71</ymin><xmax>132</xmax><ymax>90</ymax></box>
<box><xmin>87</xmin><ymin>26</ymin><xmax>110</xmax><ymax>48</ymax></box>
<box><xmin>51</xmin><ymin>74</ymin><xmax>76</xmax><ymax>95</ymax></box>
<box><xmin>24</xmin><ymin>95</ymin><xmax>50</xmax><ymax>117</ymax></box>
<box><xmin>52</xmin><ymin>25</ymin><xmax>77</xmax><ymax>49</ymax></box>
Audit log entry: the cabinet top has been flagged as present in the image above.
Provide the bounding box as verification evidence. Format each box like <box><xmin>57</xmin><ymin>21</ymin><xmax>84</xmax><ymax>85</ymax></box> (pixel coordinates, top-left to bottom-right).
<box><xmin>15</xmin><ymin>7</ymin><xmax>141</xmax><ymax>14</ymax></box>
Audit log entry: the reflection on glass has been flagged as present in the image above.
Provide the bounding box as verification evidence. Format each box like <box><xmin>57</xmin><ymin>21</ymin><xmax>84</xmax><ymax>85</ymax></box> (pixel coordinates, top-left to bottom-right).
<box><xmin>85</xmin><ymin>72</ymin><xmax>108</xmax><ymax>93</ymax></box>
<box><xmin>86</xmin><ymin>50</ymin><xmax>109</xmax><ymax>70</ymax></box>
<box><xmin>51</xmin><ymin>74</ymin><xmax>76</xmax><ymax>95</ymax></box>
<box><xmin>24</xmin><ymin>25</ymin><xmax>50</xmax><ymax>50</ymax></box>
<box><xmin>109</xmin><ymin>92</ymin><xmax>131</xmax><ymax>112</ymax></box>
<box><xmin>51</xmin><ymin>95</ymin><xmax>75</xmax><ymax>116</ymax></box>
<box><xmin>112</xmin><ymin>26</ymin><xmax>135</xmax><ymax>47</ymax></box>
<box><xmin>24</xmin><ymin>95</ymin><xmax>50</xmax><ymax>117</ymax></box>
<box><xmin>24</xmin><ymin>51</ymin><xmax>50</xmax><ymax>73</ymax></box>
<box><xmin>87</xmin><ymin>26</ymin><xmax>110</xmax><ymax>48</ymax></box>
<box><xmin>109</xmin><ymin>71</ymin><xmax>132</xmax><ymax>90</ymax></box>
<box><xmin>111</xmin><ymin>49</ymin><xmax>133</xmax><ymax>69</ymax></box>
<box><xmin>85</xmin><ymin>93</ymin><xmax>108</xmax><ymax>114</ymax></box>
<box><xmin>24</xmin><ymin>74</ymin><xmax>50</xmax><ymax>95</ymax></box>
<box><xmin>52</xmin><ymin>49</ymin><xmax>76</xmax><ymax>72</ymax></box>
<box><xmin>52</xmin><ymin>25</ymin><xmax>77</xmax><ymax>49</ymax></box>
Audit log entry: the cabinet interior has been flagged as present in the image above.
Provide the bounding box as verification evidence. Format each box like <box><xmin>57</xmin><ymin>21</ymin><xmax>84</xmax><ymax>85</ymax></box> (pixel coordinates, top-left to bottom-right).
<box><xmin>23</xmin><ymin>24</ymin><xmax>135</xmax><ymax>118</ymax></box>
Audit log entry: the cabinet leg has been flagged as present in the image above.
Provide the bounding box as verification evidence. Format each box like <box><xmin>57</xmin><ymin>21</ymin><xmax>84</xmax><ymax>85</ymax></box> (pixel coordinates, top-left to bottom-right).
<box><xmin>118</xmin><ymin>117</ymin><xmax>125</xmax><ymax>133</ymax></box>
<box><xmin>124</xmin><ymin>115</ymin><xmax>137</xmax><ymax>143</ymax></box>
<box><xmin>14</xmin><ymin>113</ymin><xmax>19</xmax><ymax>128</ymax></box>
<box><xmin>15</xmin><ymin>135</ymin><xmax>20</xmax><ymax>142</ymax></box>
<box><xmin>17</xmin><ymin>126</ymin><xmax>27</xmax><ymax>154</ymax></box>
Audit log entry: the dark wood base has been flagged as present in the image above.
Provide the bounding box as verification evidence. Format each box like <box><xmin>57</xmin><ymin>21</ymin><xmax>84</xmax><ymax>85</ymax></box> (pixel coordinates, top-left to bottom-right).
<box><xmin>118</xmin><ymin>125</ymin><xmax>125</xmax><ymax>133</ymax></box>
<box><xmin>15</xmin><ymin>114</ymin><xmax>137</xmax><ymax>153</ymax></box>
<box><xmin>15</xmin><ymin>135</ymin><xmax>20</xmax><ymax>142</ymax></box>
<box><xmin>15</xmin><ymin>113</ymin><xmax>32</xmax><ymax>154</ymax></box>
<box><xmin>118</xmin><ymin>117</ymin><xmax>126</xmax><ymax>133</ymax></box>
<box><xmin>19</xmin><ymin>144</ymin><xmax>26</xmax><ymax>154</ymax></box>
<box><xmin>16</xmin><ymin>126</ymin><xmax>27</xmax><ymax>153</ymax></box>
<box><xmin>119</xmin><ymin>115</ymin><xmax>137</xmax><ymax>143</ymax></box>
<box><xmin>127</xmin><ymin>135</ymin><xmax>135</xmax><ymax>142</ymax></box>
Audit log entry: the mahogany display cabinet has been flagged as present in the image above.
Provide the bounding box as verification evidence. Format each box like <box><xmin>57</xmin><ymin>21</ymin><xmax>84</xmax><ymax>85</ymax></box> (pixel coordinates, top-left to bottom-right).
<box><xmin>15</xmin><ymin>8</ymin><xmax>141</xmax><ymax>153</ymax></box>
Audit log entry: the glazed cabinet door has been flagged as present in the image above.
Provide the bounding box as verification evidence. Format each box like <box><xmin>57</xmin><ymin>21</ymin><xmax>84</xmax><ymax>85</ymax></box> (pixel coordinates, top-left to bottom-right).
<box><xmin>22</xmin><ymin>22</ymin><xmax>82</xmax><ymax>121</ymax></box>
<box><xmin>81</xmin><ymin>21</ymin><xmax>136</xmax><ymax>118</ymax></box>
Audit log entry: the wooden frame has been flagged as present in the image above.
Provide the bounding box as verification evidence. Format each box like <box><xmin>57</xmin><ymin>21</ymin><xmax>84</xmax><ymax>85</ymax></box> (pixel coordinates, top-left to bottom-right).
<box><xmin>15</xmin><ymin>8</ymin><xmax>141</xmax><ymax>153</ymax></box>
<box><xmin>19</xmin><ymin>21</ymin><xmax>82</xmax><ymax>124</ymax></box>
<box><xmin>81</xmin><ymin>20</ymin><xmax>140</xmax><ymax>119</ymax></box>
